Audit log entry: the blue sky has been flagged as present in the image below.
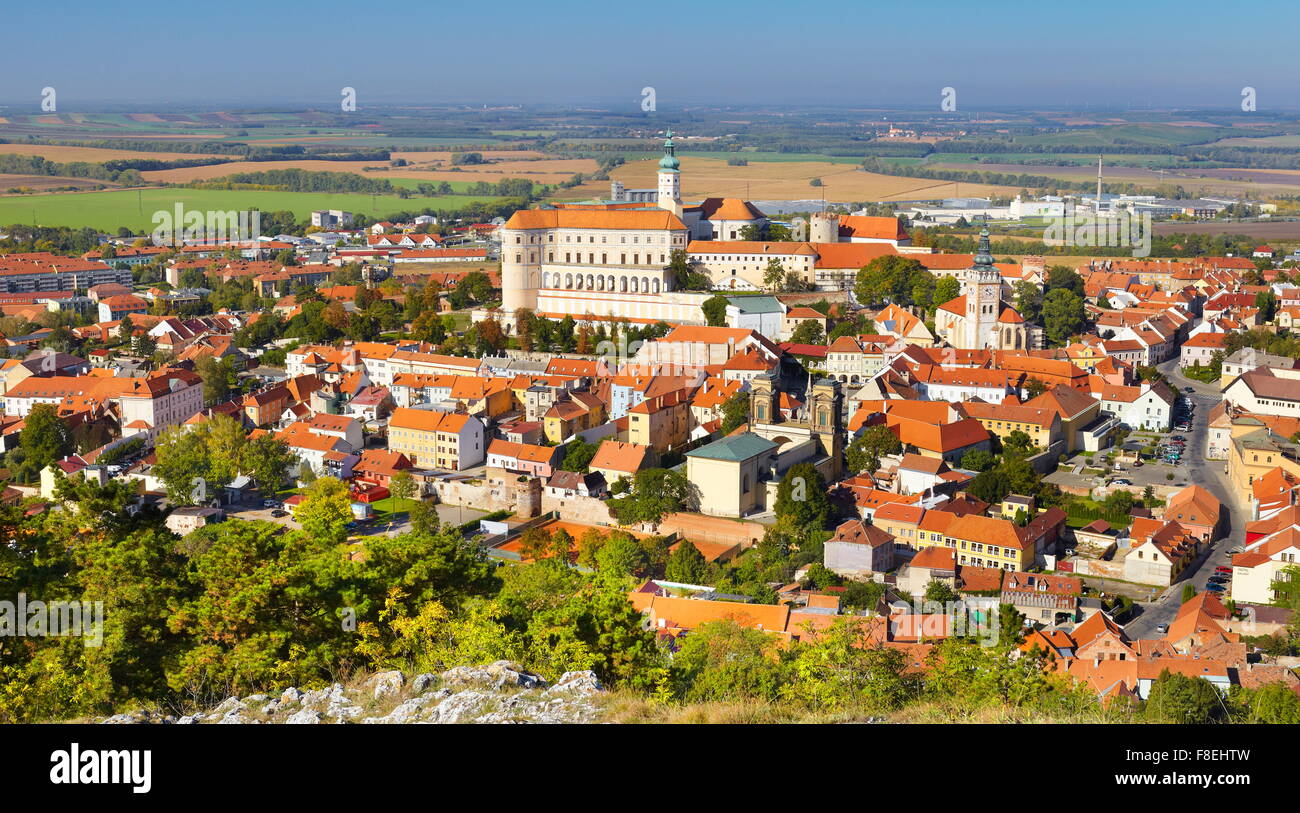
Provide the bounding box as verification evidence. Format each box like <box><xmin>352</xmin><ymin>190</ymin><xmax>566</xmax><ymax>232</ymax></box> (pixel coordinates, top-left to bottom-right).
<box><xmin>0</xmin><ymin>0</ymin><xmax>1294</xmax><ymax>109</ymax></box>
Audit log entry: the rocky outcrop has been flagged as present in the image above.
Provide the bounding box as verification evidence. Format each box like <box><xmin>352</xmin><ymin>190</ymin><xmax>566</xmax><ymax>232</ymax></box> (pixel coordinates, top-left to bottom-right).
<box><xmin>98</xmin><ymin>662</ymin><xmax>604</xmax><ymax>725</ymax></box>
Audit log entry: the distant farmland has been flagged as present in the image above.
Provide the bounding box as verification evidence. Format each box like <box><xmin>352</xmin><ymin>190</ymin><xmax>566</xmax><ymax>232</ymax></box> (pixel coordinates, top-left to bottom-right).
<box><xmin>557</xmin><ymin>156</ymin><xmax>1021</xmax><ymax>202</ymax></box>
<box><xmin>0</xmin><ymin>187</ymin><xmax>507</xmax><ymax>232</ymax></box>
<box><xmin>0</xmin><ymin>143</ymin><xmax>232</xmax><ymax>162</ymax></box>
<box><xmin>0</xmin><ymin>174</ymin><xmax>119</xmax><ymax>192</ymax></box>
<box><xmin>1153</xmin><ymin>219</ymin><xmax>1300</xmax><ymax>240</ymax></box>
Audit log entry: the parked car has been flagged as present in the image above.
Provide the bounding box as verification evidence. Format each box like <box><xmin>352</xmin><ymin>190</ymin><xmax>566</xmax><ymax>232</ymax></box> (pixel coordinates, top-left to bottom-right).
<box><xmin>270</xmin><ymin>509</ymin><xmax>288</xmax><ymax>518</ymax></box>
<box><xmin>1215</xmin><ymin>566</ymin><xmax>1233</xmax><ymax>575</ymax></box>
<box><xmin>1204</xmin><ymin>582</ymin><xmax>1226</xmax><ymax>593</ymax></box>
<box><xmin>1170</xmin><ymin>436</ymin><xmax>1186</xmax><ymax>442</ymax></box>
<box><xmin>262</xmin><ymin>499</ymin><xmax>278</xmax><ymax>508</ymax></box>
<box><xmin>1113</xmin><ymin>478</ymin><xmax>1133</xmax><ymax>486</ymax></box>
<box><xmin>1184</xmin><ymin>386</ymin><xmax>1195</xmax><ymax>393</ymax></box>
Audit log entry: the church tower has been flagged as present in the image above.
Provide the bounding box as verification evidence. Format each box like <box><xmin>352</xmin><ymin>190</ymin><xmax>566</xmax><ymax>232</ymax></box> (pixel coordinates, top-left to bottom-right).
<box><xmin>750</xmin><ymin>374</ymin><xmax>779</xmax><ymax>426</ymax></box>
<box><xmin>809</xmin><ymin>378</ymin><xmax>844</xmax><ymax>478</ymax></box>
<box><xmin>657</xmin><ymin>130</ymin><xmax>683</xmax><ymax>218</ymax></box>
<box><xmin>963</xmin><ymin>227</ymin><xmax>1002</xmax><ymax>350</ymax></box>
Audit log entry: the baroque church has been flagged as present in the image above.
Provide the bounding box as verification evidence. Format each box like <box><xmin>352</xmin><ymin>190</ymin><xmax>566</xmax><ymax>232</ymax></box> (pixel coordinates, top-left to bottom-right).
<box><xmin>933</xmin><ymin>229</ymin><xmax>1035</xmax><ymax>351</ymax></box>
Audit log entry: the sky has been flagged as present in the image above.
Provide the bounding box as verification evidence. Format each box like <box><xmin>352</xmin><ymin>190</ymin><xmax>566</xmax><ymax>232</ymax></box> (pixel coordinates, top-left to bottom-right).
<box><xmin>0</xmin><ymin>0</ymin><xmax>1296</xmax><ymax>110</ymax></box>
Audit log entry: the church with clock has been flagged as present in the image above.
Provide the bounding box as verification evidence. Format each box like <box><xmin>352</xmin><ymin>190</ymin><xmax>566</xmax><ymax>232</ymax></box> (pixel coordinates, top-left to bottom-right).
<box><xmin>933</xmin><ymin>228</ymin><xmax>1033</xmax><ymax>350</ymax></box>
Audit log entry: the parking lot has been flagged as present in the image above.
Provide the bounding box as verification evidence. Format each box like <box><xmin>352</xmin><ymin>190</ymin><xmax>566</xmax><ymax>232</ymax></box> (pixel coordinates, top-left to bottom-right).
<box><xmin>1049</xmin><ymin>387</ymin><xmax>1201</xmax><ymax>495</ymax></box>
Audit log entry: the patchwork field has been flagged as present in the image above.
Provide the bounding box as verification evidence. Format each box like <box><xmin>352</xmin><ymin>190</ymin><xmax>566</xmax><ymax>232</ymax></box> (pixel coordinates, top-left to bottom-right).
<box><xmin>1150</xmin><ymin>220</ymin><xmax>1300</xmax><ymax>240</ymax></box>
<box><xmin>141</xmin><ymin>159</ymin><xmax>391</xmax><ymax>183</ymax></box>
<box><xmin>926</xmin><ymin>158</ymin><xmax>1300</xmax><ymax>197</ymax></box>
<box><xmin>0</xmin><ymin>187</ymin><xmax>507</xmax><ymax>232</ymax></box>
<box><xmin>0</xmin><ymin>143</ymin><xmax>233</xmax><ymax>162</ymax></box>
<box><xmin>556</xmin><ymin>156</ymin><xmax>1021</xmax><ymax>202</ymax></box>
<box><xmin>140</xmin><ymin>152</ymin><xmax>595</xmax><ymax>186</ymax></box>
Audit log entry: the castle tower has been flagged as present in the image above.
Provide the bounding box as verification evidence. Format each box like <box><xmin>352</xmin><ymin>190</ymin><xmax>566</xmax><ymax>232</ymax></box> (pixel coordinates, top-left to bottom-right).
<box><xmin>809</xmin><ymin>378</ymin><xmax>844</xmax><ymax>478</ymax></box>
<box><xmin>657</xmin><ymin>131</ymin><xmax>683</xmax><ymax>218</ymax></box>
<box><xmin>809</xmin><ymin>211</ymin><xmax>839</xmax><ymax>243</ymax></box>
<box><xmin>500</xmin><ymin>219</ymin><xmax>541</xmax><ymax>313</ymax></box>
<box><xmin>963</xmin><ymin>227</ymin><xmax>1002</xmax><ymax>350</ymax></box>
<box><xmin>750</xmin><ymin>374</ymin><xmax>779</xmax><ymax>425</ymax></box>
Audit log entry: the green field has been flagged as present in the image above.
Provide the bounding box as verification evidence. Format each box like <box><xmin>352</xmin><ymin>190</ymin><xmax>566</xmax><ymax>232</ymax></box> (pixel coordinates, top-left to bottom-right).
<box><xmin>0</xmin><ymin>187</ymin><xmax>508</xmax><ymax>231</ymax></box>
<box><xmin>1014</xmin><ymin>124</ymin><xmax>1237</xmax><ymax>148</ymax></box>
<box><xmin>1211</xmin><ymin>133</ymin><xmax>1300</xmax><ymax>148</ymax></box>
<box><xmin>922</xmin><ymin>152</ymin><xmax>1207</xmax><ymax>168</ymax></box>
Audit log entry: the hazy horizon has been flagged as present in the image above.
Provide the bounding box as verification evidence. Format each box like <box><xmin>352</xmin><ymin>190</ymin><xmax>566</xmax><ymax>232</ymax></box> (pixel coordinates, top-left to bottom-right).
<box><xmin>2</xmin><ymin>0</ymin><xmax>1296</xmax><ymax>111</ymax></box>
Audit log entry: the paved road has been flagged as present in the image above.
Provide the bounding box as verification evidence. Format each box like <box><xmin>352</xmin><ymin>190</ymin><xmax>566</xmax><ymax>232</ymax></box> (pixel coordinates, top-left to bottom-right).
<box><xmin>1122</xmin><ymin>358</ymin><xmax>1240</xmax><ymax>638</ymax></box>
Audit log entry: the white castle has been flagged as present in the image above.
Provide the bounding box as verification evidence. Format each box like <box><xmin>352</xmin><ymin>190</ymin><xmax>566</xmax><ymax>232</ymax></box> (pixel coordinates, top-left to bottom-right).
<box><xmin>497</xmin><ymin>132</ymin><xmax>772</xmax><ymax>326</ymax></box>
<box><xmin>493</xmin><ymin>132</ymin><xmax>918</xmax><ymax>329</ymax></box>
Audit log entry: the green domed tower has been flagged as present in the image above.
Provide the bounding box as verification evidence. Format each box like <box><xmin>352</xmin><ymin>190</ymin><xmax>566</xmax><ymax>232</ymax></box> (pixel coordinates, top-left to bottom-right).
<box><xmin>658</xmin><ymin>130</ymin><xmax>680</xmax><ymax>172</ymax></box>
<box><xmin>657</xmin><ymin>130</ymin><xmax>682</xmax><ymax>216</ymax></box>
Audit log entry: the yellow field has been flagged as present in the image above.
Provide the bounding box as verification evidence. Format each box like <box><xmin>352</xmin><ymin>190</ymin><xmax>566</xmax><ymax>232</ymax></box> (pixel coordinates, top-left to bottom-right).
<box><xmin>557</xmin><ymin>156</ymin><xmax>1022</xmax><ymax>202</ymax></box>
<box><xmin>0</xmin><ymin>143</ymin><xmax>235</xmax><ymax>162</ymax></box>
<box><xmin>142</xmin><ymin>153</ymin><xmax>596</xmax><ymax>186</ymax></box>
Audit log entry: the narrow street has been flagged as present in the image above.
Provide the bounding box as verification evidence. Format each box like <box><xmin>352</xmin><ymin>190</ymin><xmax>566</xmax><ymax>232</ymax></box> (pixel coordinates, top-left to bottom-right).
<box><xmin>1121</xmin><ymin>356</ymin><xmax>1241</xmax><ymax>638</ymax></box>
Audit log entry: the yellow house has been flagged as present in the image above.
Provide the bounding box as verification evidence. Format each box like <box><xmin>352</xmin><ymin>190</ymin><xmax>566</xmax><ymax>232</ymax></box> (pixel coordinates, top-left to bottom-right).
<box><xmin>943</xmin><ymin>513</ymin><xmax>1036</xmax><ymax>572</ymax></box>
<box><xmin>1024</xmin><ymin>385</ymin><xmax>1102</xmax><ymax>454</ymax></box>
<box><xmin>1227</xmin><ymin>421</ymin><xmax>1300</xmax><ymax>500</ymax></box>
<box><xmin>960</xmin><ymin>401</ymin><xmax>1062</xmax><ymax>452</ymax></box>
<box><xmin>387</xmin><ymin>407</ymin><xmax>484</xmax><ymax>471</ymax></box>
<box><xmin>542</xmin><ymin>391</ymin><xmax>605</xmax><ymax>444</ymax></box>
<box><xmin>628</xmin><ymin>388</ymin><xmax>692</xmax><ymax>452</ymax></box>
<box><xmin>449</xmin><ymin>375</ymin><xmax>514</xmax><ymax>418</ymax></box>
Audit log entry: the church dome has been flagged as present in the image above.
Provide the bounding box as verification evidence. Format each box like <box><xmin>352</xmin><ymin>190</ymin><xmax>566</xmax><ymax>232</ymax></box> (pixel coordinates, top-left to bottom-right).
<box><xmin>658</xmin><ymin>130</ymin><xmax>680</xmax><ymax>172</ymax></box>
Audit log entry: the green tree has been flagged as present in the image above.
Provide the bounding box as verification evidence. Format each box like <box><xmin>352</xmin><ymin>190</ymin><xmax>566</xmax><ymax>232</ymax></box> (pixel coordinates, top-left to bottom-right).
<box><xmin>762</xmin><ymin>258</ymin><xmax>788</xmax><ymax>292</ymax></box>
<box><xmin>1045</xmin><ymin>265</ymin><xmax>1083</xmax><ymax>297</ymax></box>
<box><xmin>665</xmin><ymin>540</ymin><xmax>709</xmax><ymax>584</ymax></box>
<box><xmin>1247</xmin><ymin>681</ymin><xmax>1300</xmax><ymax>723</ymax></box>
<box><xmin>720</xmin><ymin>390</ymin><xmax>750</xmax><ymax>434</ymax></box>
<box><xmin>933</xmin><ymin>275</ymin><xmax>962</xmax><ymax>314</ymax></box>
<box><xmin>389</xmin><ymin>470</ymin><xmax>417</xmax><ymax>504</ymax></box>
<box><xmin>924</xmin><ymin>579</ymin><xmax>959</xmax><ymax>604</ymax></box>
<box><xmin>295</xmin><ymin>477</ymin><xmax>355</xmax><ymax>545</ymax></box>
<box><xmin>1013</xmin><ymin>280</ymin><xmax>1043</xmax><ymax>324</ymax></box>
<box><xmin>608</xmin><ymin>468</ymin><xmax>697</xmax><ymax>527</ymax></box>
<box><xmin>17</xmin><ymin>403</ymin><xmax>72</xmax><ymax>481</ymax></box>
<box><xmin>559</xmin><ymin>438</ymin><xmax>600</xmax><ymax>473</ymax></box>
<box><xmin>1143</xmin><ymin>669</ymin><xmax>1224</xmax><ymax>723</ymax></box>
<box><xmin>960</xmin><ymin>448</ymin><xmax>996</xmax><ymax>472</ymax></box>
<box><xmin>789</xmin><ymin>319</ymin><xmax>826</xmax><ymax>345</ymax></box>
<box><xmin>701</xmin><ymin>294</ymin><xmax>730</xmax><ymax>327</ymax></box>
<box><xmin>241</xmin><ymin>433</ymin><xmax>295</xmax><ymax>494</ymax></box>
<box><xmin>846</xmin><ymin>425</ymin><xmax>902</xmax><ymax>474</ymax></box>
<box><xmin>670</xmin><ymin>619</ymin><xmax>786</xmax><ymax>702</ymax></box>
<box><xmin>1041</xmin><ymin>288</ymin><xmax>1085</xmax><ymax>346</ymax></box>
<box><xmin>594</xmin><ymin>533</ymin><xmax>649</xmax><ymax>578</ymax></box>
<box><xmin>774</xmin><ymin>463</ymin><xmax>831</xmax><ymax>529</ymax></box>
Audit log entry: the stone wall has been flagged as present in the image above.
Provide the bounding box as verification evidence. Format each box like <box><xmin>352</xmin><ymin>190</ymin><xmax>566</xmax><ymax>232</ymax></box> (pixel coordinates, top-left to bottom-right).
<box><xmin>542</xmin><ymin>493</ymin><xmax>616</xmax><ymax>526</ymax></box>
